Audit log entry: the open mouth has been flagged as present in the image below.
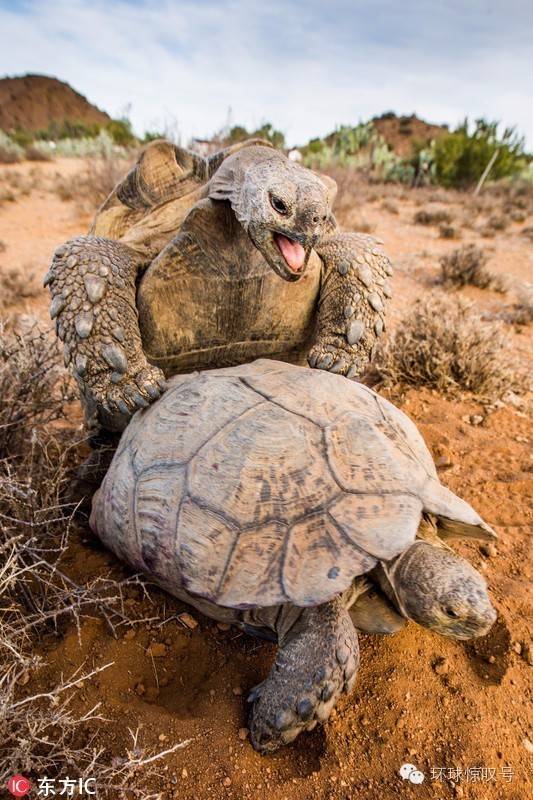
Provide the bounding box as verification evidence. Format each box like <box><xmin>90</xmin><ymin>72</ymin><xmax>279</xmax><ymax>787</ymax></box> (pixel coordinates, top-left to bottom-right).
<box><xmin>273</xmin><ymin>233</ymin><xmax>307</xmax><ymax>274</ymax></box>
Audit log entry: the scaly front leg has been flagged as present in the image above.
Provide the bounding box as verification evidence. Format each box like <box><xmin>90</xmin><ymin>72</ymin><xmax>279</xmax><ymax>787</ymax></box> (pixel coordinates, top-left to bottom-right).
<box><xmin>46</xmin><ymin>235</ymin><xmax>166</xmax><ymax>428</ymax></box>
<box><xmin>309</xmin><ymin>232</ymin><xmax>393</xmax><ymax>378</ymax></box>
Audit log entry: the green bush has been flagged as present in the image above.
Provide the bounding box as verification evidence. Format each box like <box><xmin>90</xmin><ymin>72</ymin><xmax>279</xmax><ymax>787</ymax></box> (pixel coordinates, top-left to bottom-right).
<box><xmin>226</xmin><ymin>122</ymin><xmax>285</xmax><ymax>149</ymax></box>
<box><xmin>0</xmin><ymin>131</ymin><xmax>24</xmax><ymax>163</ymax></box>
<box><xmin>35</xmin><ymin>120</ymin><xmax>102</xmax><ymax>140</ymax></box>
<box><xmin>105</xmin><ymin>117</ymin><xmax>136</xmax><ymax>146</ymax></box>
<box><xmin>432</xmin><ymin>119</ymin><xmax>526</xmax><ymax>189</ymax></box>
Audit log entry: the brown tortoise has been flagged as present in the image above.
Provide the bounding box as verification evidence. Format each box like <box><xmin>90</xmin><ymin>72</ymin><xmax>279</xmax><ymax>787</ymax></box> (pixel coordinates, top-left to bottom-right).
<box><xmin>45</xmin><ymin>138</ymin><xmax>392</xmax><ymax>435</ymax></box>
<box><xmin>90</xmin><ymin>359</ymin><xmax>497</xmax><ymax>752</ymax></box>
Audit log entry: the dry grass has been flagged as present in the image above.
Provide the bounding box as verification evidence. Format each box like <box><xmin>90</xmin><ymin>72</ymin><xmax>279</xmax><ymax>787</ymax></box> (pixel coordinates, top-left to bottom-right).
<box><xmin>0</xmin><ymin>265</ymin><xmax>41</xmax><ymax>313</ymax></box>
<box><xmin>376</xmin><ymin>294</ymin><xmax>521</xmax><ymax>399</ymax></box>
<box><xmin>502</xmin><ymin>283</ymin><xmax>533</xmax><ymax>326</ymax></box>
<box><xmin>0</xmin><ymin>325</ymin><xmax>189</xmax><ymax>796</ymax></box>
<box><xmin>54</xmin><ymin>153</ymin><xmax>134</xmax><ymax>214</ymax></box>
<box><xmin>440</xmin><ymin>244</ymin><xmax>506</xmax><ymax>292</ymax></box>
<box><xmin>25</xmin><ymin>145</ymin><xmax>53</xmax><ymax>162</ymax></box>
<box><xmin>414</xmin><ymin>208</ymin><xmax>453</xmax><ymax>226</ymax></box>
<box><xmin>438</xmin><ymin>224</ymin><xmax>459</xmax><ymax>239</ymax></box>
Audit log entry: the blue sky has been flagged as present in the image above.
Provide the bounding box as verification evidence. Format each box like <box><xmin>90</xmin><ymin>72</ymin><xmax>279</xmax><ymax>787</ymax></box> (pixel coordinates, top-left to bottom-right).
<box><xmin>1</xmin><ymin>0</ymin><xmax>532</xmax><ymax>147</ymax></box>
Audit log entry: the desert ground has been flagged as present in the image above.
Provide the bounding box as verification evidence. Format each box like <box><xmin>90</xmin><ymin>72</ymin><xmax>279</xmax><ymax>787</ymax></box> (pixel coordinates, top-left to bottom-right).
<box><xmin>0</xmin><ymin>155</ymin><xmax>531</xmax><ymax>800</ymax></box>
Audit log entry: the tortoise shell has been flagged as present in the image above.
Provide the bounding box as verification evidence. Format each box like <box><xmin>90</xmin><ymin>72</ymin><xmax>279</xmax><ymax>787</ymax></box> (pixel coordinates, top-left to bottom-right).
<box><xmin>90</xmin><ymin>138</ymin><xmax>272</xmax><ymax>261</ymax></box>
<box><xmin>90</xmin><ymin>360</ymin><xmax>494</xmax><ymax>608</ymax></box>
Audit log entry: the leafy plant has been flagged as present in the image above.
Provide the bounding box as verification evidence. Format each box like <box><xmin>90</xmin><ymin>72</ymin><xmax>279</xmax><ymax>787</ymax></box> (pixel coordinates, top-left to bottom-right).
<box><xmin>432</xmin><ymin>119</ymin><xmax>526</xmax><ymax>189</ymax></box>
<box><xmin>226</xmin><ymin>121</ymin><xmax>285</xmax><ymax>149</ymax></box>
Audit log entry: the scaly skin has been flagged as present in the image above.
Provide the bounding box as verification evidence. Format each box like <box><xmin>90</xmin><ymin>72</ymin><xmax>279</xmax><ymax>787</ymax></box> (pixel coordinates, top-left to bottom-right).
<box><xmin>309</xmin><ymin>232</ymin><xmax>393</xmax><ymax>378</ymax></box>
<box><xmin>248</xmin><ymin>597</ymin><xmax>359</xmax><ymax>753</ymax></box>
<box><xmin>46</xmin><ymin>235</ymin><xmax>166</xmax><ymax>424</ymax></box>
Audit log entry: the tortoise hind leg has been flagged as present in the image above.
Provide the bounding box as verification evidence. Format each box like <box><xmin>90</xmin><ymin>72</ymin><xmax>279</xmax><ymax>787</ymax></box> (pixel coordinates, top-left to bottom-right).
<box><xmin>247</xmin><ymin>598</ymin><xmax>359</xmax><ymax>753</ymax></box>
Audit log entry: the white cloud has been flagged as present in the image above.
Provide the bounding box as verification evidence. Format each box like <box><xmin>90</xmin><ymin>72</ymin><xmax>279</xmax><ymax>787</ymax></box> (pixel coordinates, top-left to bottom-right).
<box><xmin>0</xmin><ymin>0</ymin><xmax>532</xmax><ymax>147</ymax></box>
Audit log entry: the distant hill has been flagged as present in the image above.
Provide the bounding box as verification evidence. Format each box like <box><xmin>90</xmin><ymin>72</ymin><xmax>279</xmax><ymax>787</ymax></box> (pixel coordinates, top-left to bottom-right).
<box><xmin>372</xmin><ymin>112</ymin><xmax>448</xmax><ymax>157</ymax></box>
<box><xmin>0</xmin><ymin>74</ymin><xmax>110</xmax><ymax>134</ymax></box>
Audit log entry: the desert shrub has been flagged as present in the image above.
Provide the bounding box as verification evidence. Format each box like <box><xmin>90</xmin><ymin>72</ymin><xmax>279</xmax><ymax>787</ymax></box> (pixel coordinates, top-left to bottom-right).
<box><xmin>54</xmin><ymin>152</ymin><xmax>133</xmax><ymax>212</ymax></box>
<box><xmin>24</xmin><ymin>143</ymin><xmax>53</xmax><ymax>162</ymax></box>
<box><xmin>376</xmin><ymin>294</ymin><xmax>519</xmax><ymax>398</ymax></box>
<box><xmin>503</xmin><ymin>283</ymin><xmax>533</xmax><ymax>326</ymax></box>
<box><xmin>0</xmin><ymin>131</ymin><xmax>24</xmax><ymax>163</ymax></box>
<box><xmin>0</xmin><ymin>325</ymin><xmax>188</xmax><ymax>792</ymax></box>
<box><xmin>226</xmin><ymin>121</ymin><xmax>285</xmax><ymax>149</ymax></box>
<box><xmin>440</xmin><ymin>245</ymin><xmax>505</xmax><ymax>291</ymax></box>
<box><xmin>486</xmin><ymin>214</ymin><xmax>509</xmax><ymax>231</ymax></box>
<box><xmin>432</xmin><ymin>119</ymin><xmax>525</xmax><ymax>189</ymax></box>
<box><xmin>37</xmin><ymin>130</ymin><xmax>122</xmax><ymax>159</ymax></box>
<box><xmin>0</xmin><ymin>266</ymin><xmax>41</xmax><ymax>312</ymax></box>
<box><xmin>414</xmin><ymin>208</ymin><xmax>453</xmax><ymax>226</ymax></box>
<box><xmin>439</xmin><ymin>224</ymin><xmax>458</xmax><ymax>239</ymax></box>
<box><xmin>381</xmin><ymin>199</ymin><xmax>399</xmax><ymax>214</ymax></box>
<box><xmin>106</xmin><ymin>116</ymin><xmax>136</xmax><ymax>146</ymax></box>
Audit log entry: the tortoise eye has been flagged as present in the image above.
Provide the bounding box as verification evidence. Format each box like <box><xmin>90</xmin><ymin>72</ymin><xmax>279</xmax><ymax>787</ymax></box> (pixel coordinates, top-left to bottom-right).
<box><xmin>444</xmin><ymin>606</ymin><xmax>460</xmax><ymax>619</ymax></box>
<box><xmin>270</xmin><ymin>194</ymin><xmax>289</xmax><ymax>216</ymax></box>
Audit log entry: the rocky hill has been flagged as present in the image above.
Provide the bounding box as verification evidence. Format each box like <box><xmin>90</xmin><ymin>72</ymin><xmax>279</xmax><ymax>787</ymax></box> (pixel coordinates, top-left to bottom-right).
<box><xmin>0</xmin><ymin>74</ymin><xmax>110</xmax><ymax>134</ymax></box>
<box><xmin>372</xmin><ymin>112</ymin><xmax>448</xmax><ymax>156</ymax></box>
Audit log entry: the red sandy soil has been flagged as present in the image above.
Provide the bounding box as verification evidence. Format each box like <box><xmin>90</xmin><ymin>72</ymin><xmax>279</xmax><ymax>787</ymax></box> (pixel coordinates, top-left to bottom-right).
<box><xmin>0</xmin><ymin>75</ymin><xmax>110</xmax><ymax>134</ymax></box>
<box><xmin>0</xmin><ymin>157</ymin><xmax>531</xmax><ymax>800</ymax></box>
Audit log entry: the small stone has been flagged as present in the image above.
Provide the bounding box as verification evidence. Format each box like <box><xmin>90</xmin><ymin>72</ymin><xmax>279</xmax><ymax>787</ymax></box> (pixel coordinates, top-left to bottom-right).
<box><xmin>367</xmin><ymin>291</ymin><xmax>384</xmax><ymax>312</ymax></box>
<box><xmin>470</xmin><ymin>414</ymin><xmax>484</xmax><ymax>426</ymax></box>
<box><xmin>512</xmin><ymin>641</ymin><xmax>522</xmax><ymax>655</ymax></box>
<box><xmin>232</xmin><ymin>686</ymin><xmax>243</xmax><ymax>696</ymax></box>
<box><xmin>434</xmin><ymin>657</ymin><xmax>449</xmax><ymax>675</ymax></box>
<box><xmin>488</xmin><ymin>655</ymin><xmax>496</xmax><ymax>664</ymax></box>
<box><xmin>480</xmin><ymin>543</ymin><xmax>497</xmax><ymax>558</ymax></box>
<box><xmin>343</xmin><ymin>304</ymin><xmax>354</xmax><ymax>319</ymax></box>
<box><xmin>178</xmin><ymin>612</ymin><xmax>198</xmax><ymax>630</ymax></box>
<box><xmin>158</xmin><ymin>733</ymin><xmax>167</xmax><ymax>742</ymax></box>
<box><xmin>347</xmin><ymin>319</ymin><xmax>364</xmax><ymax>345</ymax></box>
<box><xmin>223</xmin><ymin>777</ymin><xmax>232</xmax><ymax>787</ymax></box>
<box><xmin>523</xmin><ymin>643</ymin><xmax>533</xmax><ymax>665</ymax></box>
<box><xmin>181</xmin><ymin>768</ymin><xmax>188</xmax><ymax>779</ymax></box>
<box><xmin>238</xmin><ymin>727</ymin><xmax>249</xmax><ymax>740</ymax></box>
<box><xmin>148</xmin><ymin>642</ymin><xmax>167</xmax><ymax>658</ymax></box>
<box><xmin>382</xmin><ymin>281</ymin><xmax>392</xmax><ymax>298</ymax></box>
<box><xmin>135</xmin><ymin>682</ymin><xmax>146</xmax><ymax>696</ymax></box>
<box><xmin>374</xmin><ymin>317</ymin><xmax>384</xmax><ymax>336</ymax></box>
<box><xmin>523</xmin><ymin>738</ymin><xmax>533</xmax><ymax>754</ymax></box>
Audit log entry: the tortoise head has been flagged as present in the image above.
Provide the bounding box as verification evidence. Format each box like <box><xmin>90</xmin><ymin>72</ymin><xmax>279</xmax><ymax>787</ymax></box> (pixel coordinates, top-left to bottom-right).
<box><xmin>388</xmin><ymin>541</ymin><xmax>496</xmax><ymax>640</ymax></box>
<box><xmin>209</xmin><ymin>145</ymin><xmax>335</xmax><ymax>282</ymax></box>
